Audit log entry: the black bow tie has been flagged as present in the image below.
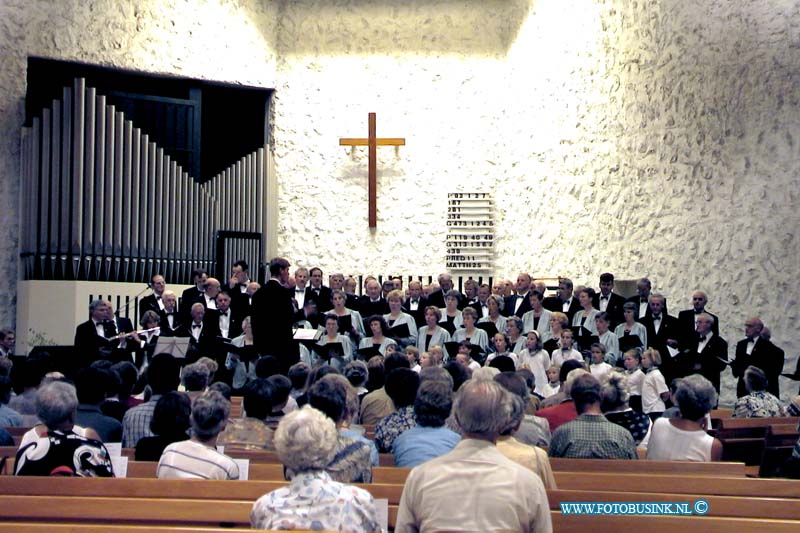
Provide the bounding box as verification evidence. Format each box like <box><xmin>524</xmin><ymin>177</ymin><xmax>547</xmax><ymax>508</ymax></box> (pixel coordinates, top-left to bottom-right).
<box><xmin>296</xmin><ymin>289</ymin><xmax>304</xmax><ymax>293</ymax></box>
<box><xmin>156</xmin><ymin>295</ymin><xmax>162</xmax><ymax>300</ymax></box>
<box><xmin>698</xmin><ymin>335</ymin><xmax>707</xmax><ymax>342</ymax></box>
<box><xmin>601</xmin><ymin>295</ymin><xmax>609</xmax><ymax>300</ymax></box>
<box><xmin>747</xmin><ymin>337</ymin><xmax>755</xmax><ymax>342</ymax></box>
<box><xmin>653</xmin><ymin>315</ymin><xmax>661</xmax><ymax>320</ymax></box>
<box><xmin>640</xmin><ymin>298</ymin><xmax>647</xmax><ymax>303</ymax></box>
<box><xmin>166</xmin><ymin>312</ymin><xmax>174</xmax><ymax>316</ymax></box>
<box><xmin>219</xmin><ymin>312</ymin><xmax>228</xmax><ymax>317</ymax></box>
<box><xmin>192</xmin><ymin>324</ymin><xmax>202</xmax><ymax>329</ymax></box>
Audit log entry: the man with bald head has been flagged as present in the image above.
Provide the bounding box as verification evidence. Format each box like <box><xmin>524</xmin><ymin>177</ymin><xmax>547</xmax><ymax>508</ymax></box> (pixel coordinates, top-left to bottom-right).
<box><xmin>427</xmin><ymin>273</ymin><xmax>463</xmax><ymax>309</ymax></box>
<box><xmin>678</xmin><ymin>312</ymin><xmax>728</xmax><ymax>394</ymax></box>
<box><xmin>677</xmin><ymin>290</ymin><xmax>719</xmax><ymax>348</ymax></box>
<box><xmin>396</xmin><ymin>379</ymin><xmax>551</xmax><ymax>533</ymax></box>
<box><xmin>732</xmin><ymin>317</ymin><xmax>785</xmax><ymax>398</ymax></box>
<box><xmin>358</xmin><ymin>278</ymin><xmax>389</xmax><ymax>317</ymax></box>
<box><xmin>505</xmin><ymin>272</ymin><xmax>533</xmax><ymax>318</ymax></box>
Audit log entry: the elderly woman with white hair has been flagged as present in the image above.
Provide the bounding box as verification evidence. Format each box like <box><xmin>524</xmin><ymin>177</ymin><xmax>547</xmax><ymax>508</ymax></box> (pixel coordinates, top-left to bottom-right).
<box><xmin>733</xmin><ymin>366</ymin><xmax>787</xmax><ymax>418</ymax></box>
<box><xmin>646</xmin><ymin>374</ymin><xmax>723</xmax><ymax>461</ymax></box>
<box><xmin>250</xmin><ymin>406</ymin><xmax>382</xmax><ymax>532</ymax></box>
<box><xmin>157</xmin><ymin>391</ymin><xmax>239</xmax><ymax>479</ymax></box>
<box><xmin>15</xmin><ymin>381</ymin><xmax>114</xmax><ymax>476</ymax></box>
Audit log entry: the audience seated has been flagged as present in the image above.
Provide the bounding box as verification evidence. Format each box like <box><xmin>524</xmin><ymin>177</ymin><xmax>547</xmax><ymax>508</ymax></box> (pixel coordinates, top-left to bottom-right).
<box><xmin>0</xmin><ymin>375</ymin><xmax>23</xmax><ymax>427</ymax></box>
<box><xmin>134</xmin><ymin>391</ymin><xmax>192</xmax><ymax>461</ymax></box>
<box><xmin>304</xmin><ymin>376</ymin><xmax>373</xmax><ymax>483</ymax></box>
<box><xmin>646</xmin><ymin>374</ymin><xmax>722</xmax><ymax>461</ymax></box>
<box><xmin>9</xmin><ymin>355</ymin><xmax>49</xmax><ymax>426</ymax></box>
<box><xmin>217</xmin><ymin>378</ymin><xmax>276</xmax><ymax>450</ymax></box>
<box><xmin>495</xmin><ymin>372</ymin><xmax>551</xmax><ymax>447</ymax></box>
<box><xmin>536</xmin><ymin>367</ymin><xmax>586</xmax><ymax>432</ymax></box>
<box><xmin>393</xmin><ymin>380</ymin><xmax>460</xmax><ymax>467</ymax></box>
<box><xmin>601</xmin><ymin>371</ymin><xmax>651</xmax><ymax>445</ymax></box>
<box><xmin>181</xmin><ymin>362</ymin><xmax>211</xmax><ymax>403</ymax></box>
<box><xmin>494</xmin><ymin>389</ymin><xmax>557</xmax><ymax>490</ymax></box>
<box><xmin>396</xmin><ymin>379</ymin><xmax>552</xmax><ymax>533</ymax></box>
<box><xmin>324</xmin><ymin>374</ymin><xmax>379</xmax><ymax>466</ymax></box>
<box><xmin>250</xmin><ymin>406</ymin><xmax>382</xmax><ymax>532</ymax></box>
<box><xmin>122</xmin><ymin>353</ymin><xmax>180</xmax><ymax>447</ymax></box>
<box><xmin>266</xmin><ymin>374</ymin><xmax>295</xmax><ymax>428</ymax></box>
<box><xmin>374</xmin><ymin>368</ymin><xmax>421</xmax><ymax>453</ymax></box>
<box><xmin>538</xmin><ymin>359</ymin><xmax>584</xmax><ymax>409</ymax></box>
<box><xmin>733</xmin><ymin>365</ymin><xmax>787</xmax><ymax>418</ymax></box>
<box><xmin>157</xmin><ymin>390</ymin><xmax>239</xmax><ymax>479</ymax></box>
<box><xmin>100</xmin><ymin>361</ymin><xmax>140</xmax><ymax>421</ymax></box>
<box><xmin>359</xmin><ymin>352</ymin><xmax>409</xmax><ymax>425</ymax></box>
<box><xmin>15</xmin><ymin>381</ymin><xmax>114</xmax><ymax>476</ymax></box>
<box><xmin>73</xmin><ymin>367</ymin><xmax>122</xmax><ymax>443</ymax></box>
<box><xmin>549</xmin><ymin>373</ymin><xmax>637</xmax><ymax>459</ymax></box>
<box><xmin>287</xmin><ymin>362</ymin><xmax>310</xmax><ymax>400</ymax></box>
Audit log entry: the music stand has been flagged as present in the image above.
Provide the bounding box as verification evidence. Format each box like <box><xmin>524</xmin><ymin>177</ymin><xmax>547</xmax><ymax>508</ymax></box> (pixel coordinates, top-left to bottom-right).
<box><xmin>154</xmin><ymin>337</ymin><xmax>191</xmax><ymax>359</ymax></box>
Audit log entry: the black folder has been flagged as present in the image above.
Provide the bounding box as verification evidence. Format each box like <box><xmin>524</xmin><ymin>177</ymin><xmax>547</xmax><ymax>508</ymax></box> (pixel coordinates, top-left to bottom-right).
<box><xmin>387</xmin><ymin>322</ymin><xmax>411</xmax><ymax>339</ymax></box>
<box><xmin>476</xmin><ymin>322</ymin><xmax>499</xmax><ymax>338</ymax></box>
<box><xmin>337</xmin><ymin>314</ymin><xmax>353</xmax><ymax>334</ymax></box>
<box><xmin>357</xmin><ymin>345</ymin><xmax>383</xmax><ymax>360</ymax></box>
<box><xmin>439</xmin><ymin>321</ymin><xmax>457</xmax><ymax>335</ymax></box>
<box><xmin>313</xmin><ymin>342</ymin><xmax>345</xmax><ymax>361</ymax></box>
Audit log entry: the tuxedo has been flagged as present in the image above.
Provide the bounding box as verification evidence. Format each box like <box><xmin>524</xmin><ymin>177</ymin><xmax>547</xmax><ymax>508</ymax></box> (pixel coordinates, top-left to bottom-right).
<box><xmin>74</xmin><ymin>319</ymin><xmax>114</xmax><ymax>367</ymax></box>
<box><xmin>251</xmin><ymin>279</ymin><xmax>297</xmax><ymax>371</ymax></box>
<box><xmin>640</xmin><ymin>312</ymin><xmax>681</xmax><ymax>383</ymax></box>
<box><xmin>626</xmin><ymin>295</ymin><xmax>669</xmax><ymax>321</ymax></box>
<box><xmin>180</xmin><ymin>286</ymin><xmax>204</xmax><ymax>321</ymax></box>
<box><xmin>403</xmin><ymin>296</ymin><xmax>430</xmax><ymax>328</ymax></box>
<box><xmin>428</xmin><ymin>289</ymin><xmax>463</xmax><ymax>310</ymax></box>
<box><xmin>158</xmin><ymin>309</ymin><xmax>182</xmax><ymax>336</ymax></box>
<box><xmin>677</xmin><ymin>309</ymin><xmax>719</xmax><ymax>348</ymax></box>
<box><xmin>139</xmin><ymin>293</ymin><xmax>165</xmax><ymax>319</ymax></box>
<box><xmin>358</xmin><ymin>296</ymin><xmax>390</xmax><ymax>318</ymax></box>
<box><xmin>206</xmin><ymin>307</ymin><xmax>244</xmax><ymax>340</ymax></box>
<box><xmin>732</xmin><ymin>337</ymin><xmax>785</xmax><ymax>398</ymax></box>
<box><xmin>74</xmin><ymin>316</ymin><xmax>135</xmax><ymax>367</ymax></box>
<box><xmin>223</xmin><ymin>283</ymin><xmax>251</xmax><ymax>314</ymax></box>
<box><xmin>678</xmin><ymin>333</ymin><xmax>728</xmax><ymax>393</ymax></box>
<box><xmin>175</xmin><ymin>318</ymin><xmax>222</xmax><ymax>364</ymax></box>
<box><xmin>593</xmin><ymin>292</ymin><xmax>626</xmax><ymax>328</ymax></box>
<box><xmin>504</xmin><ymin>292</ymin><xmax>532</xmax><ymax>318</ymax></box>
<box><xmin>542</xmin><ymin>295</ymin><xmax>581</xmax><ymax>322</ymax></box>
<box><xmin>345</xmin><ymin>293</ymin><xmax>360</xmax><ymax>311</ymax></box>
<box><xmin>305</xmin><ymin>285</ymin><xmax>333</xmax><ymax>313</ymax></box>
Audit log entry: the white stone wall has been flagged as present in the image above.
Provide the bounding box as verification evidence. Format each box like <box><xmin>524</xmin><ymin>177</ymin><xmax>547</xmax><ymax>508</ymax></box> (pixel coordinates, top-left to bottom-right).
<box><xmin>1</xmin><ymin>0</ymin><xmax>799</xmax><ymax>402</ymax></box>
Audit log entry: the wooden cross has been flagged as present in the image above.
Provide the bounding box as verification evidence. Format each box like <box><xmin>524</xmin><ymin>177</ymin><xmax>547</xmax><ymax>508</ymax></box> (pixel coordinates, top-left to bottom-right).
<box><xmin>339</xmin><ymin>112</ymin><xmax>405</xmax><ymax>228</ymax></box>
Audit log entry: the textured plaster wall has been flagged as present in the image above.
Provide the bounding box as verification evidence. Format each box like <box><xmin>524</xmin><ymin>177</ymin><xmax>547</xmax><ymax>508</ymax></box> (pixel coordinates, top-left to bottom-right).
<box><xmin>0</xmin><ymin>0</ymin><xmax>278</xmax><ymax>327</ymax></box>
<box><xmin>0</xmin><ymin>1</ymin><xmax>798</xmax><ymax>402</ymax></box>
<box><xmin>271</xmin><ymin>0</ymin><xmax>800</xmax><ymax>403</ymax></box>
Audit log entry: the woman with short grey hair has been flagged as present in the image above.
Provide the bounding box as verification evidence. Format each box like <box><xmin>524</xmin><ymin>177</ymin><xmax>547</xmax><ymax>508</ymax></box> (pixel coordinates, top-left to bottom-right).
<box><xmin>15</xmin><ymin>381</ymin><xmax>114</xmax><ymax>476</ymax></box>
<box><xmin>157</xmin><ymin>391</ymin><xmax>239</xmax><ymax>479</ymax></box>
<box><xmin>733</xmin><ymin>365</ymin><xmax>787</xmax><ymax>418</ymax></box>
<box><xmin>251</xmin><ymin>406</ymin><xmax>381</xmax><ymax>531</ymax></box>
<box><xmin>646</xmin><ymin>375</ymin><xmax>722</xmax><ymax>461</ymax></box>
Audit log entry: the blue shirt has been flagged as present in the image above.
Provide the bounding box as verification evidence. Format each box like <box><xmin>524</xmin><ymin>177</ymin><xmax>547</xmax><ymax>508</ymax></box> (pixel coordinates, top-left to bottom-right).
<box><xmin>392</xmin><ymin>425</ymin><xmax>461</xmax><ymax>467</ymax></box>
<box><xmin>0</xmin><ymin>404</ymin><xmax>23</xmax><ymax>427</ymax></box>
<box><xmin>340</xmin><ymin>428</ymin><xmax>379</xmax><ymax>466</ymax></box>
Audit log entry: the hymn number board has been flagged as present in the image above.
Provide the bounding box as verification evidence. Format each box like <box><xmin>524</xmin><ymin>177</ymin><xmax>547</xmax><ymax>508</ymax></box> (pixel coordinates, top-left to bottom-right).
<box><xmin>446</xmin><ymin>192</ymin><xmax>494</xmax><ymax>271</ymax></box>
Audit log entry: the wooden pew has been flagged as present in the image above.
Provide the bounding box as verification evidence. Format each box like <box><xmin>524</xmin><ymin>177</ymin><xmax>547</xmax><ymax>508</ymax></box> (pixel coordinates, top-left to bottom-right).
<box><xmin>759</xmin><ymin>424</ymin><xmax>800</xmax><ymax>477</ymax></box>
<box><xmin>552</xmin><ymin>513</ymin><xmax>800</xmax><ymax>533</ymax></box>
<box><xmin>554</xmin><ymin>472</ymin><xmax>800</xmax><ymax>499</ymax></box>
<box><xmin>0</xmin><ymin>476</ymin><xmax>404</xmax><ymax>504</ymax></box>
<box><xmin>548</xmin><ymin>488</ymin><xmax>800</xmax><ymax>520</ymax></box>
<box><xmin>548</xmin><ymin>458</ymin><xmax>747</xmax><ymax>476</ymax></box>
<box><xmin>229</xmin><ymin>396</ymin><xmax>243</xmax><ymax>418</ymax></box>
<box><xmin>718</xmin><ymin>417</ymin><xmax>799</xmax><ymax>430</ymax></box>
<box><xmin>0</xmin><ymin>525</ymin><xmax>255</xmax><ymax>533</ymax></box>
